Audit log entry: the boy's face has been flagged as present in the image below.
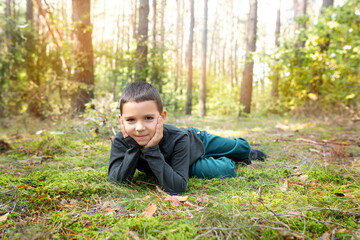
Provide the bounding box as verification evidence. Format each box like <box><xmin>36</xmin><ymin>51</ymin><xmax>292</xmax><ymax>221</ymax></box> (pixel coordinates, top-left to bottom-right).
<box><xmin>120</xmin><ymin>100</ymin><xmax>166</xmax><ymax>146</ymax></box>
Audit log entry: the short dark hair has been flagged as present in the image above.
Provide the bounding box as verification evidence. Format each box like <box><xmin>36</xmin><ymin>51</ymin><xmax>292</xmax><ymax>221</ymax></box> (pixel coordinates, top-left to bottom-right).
<box><xmin>119</xmin><ymin>82</ymin><xmax>163</xmax><ymax>114</ymax></box>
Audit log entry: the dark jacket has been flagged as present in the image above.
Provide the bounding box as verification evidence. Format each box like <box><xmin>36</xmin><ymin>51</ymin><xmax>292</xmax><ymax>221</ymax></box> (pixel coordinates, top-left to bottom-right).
<box><xmin>108</xmin><ymin>124</ymin><xmax>205</xmax><ymax>193</ymax></box>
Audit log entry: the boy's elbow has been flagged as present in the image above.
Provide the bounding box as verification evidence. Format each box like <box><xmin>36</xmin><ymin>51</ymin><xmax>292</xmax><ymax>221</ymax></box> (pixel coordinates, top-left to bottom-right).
<box><xmin>165</xmin><ymin>180</ymin><xmax>187</xmax><ymax>194</ymax></box>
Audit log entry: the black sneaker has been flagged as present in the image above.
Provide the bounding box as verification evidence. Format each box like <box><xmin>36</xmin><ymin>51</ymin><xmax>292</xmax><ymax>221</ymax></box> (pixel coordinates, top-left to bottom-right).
<box><xmin>249</xmin><ymin>149</ymin><xmax>267</xmax><ymax>161</ymax></box>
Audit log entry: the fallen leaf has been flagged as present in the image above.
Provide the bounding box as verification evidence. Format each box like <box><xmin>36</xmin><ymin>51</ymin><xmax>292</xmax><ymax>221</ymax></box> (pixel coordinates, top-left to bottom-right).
<box><xmin>0</xmin><ymin>213</ymin><xmax>9</xmax><ymax>222</ymax></box>
<box><xmin>299</xmin><ymin>174</ymin><xmax>308</xmax><ymax>183</ymax></box>
<box><xmin>144</xmin><ymin>203</ymin><xmax>157</xmax><ymax>218</ymax></box>
<box><xmin>38</xmin><ymin>194</ymin><xmax>52</xmax><ymax>200</ymax></box>
<box><xmin>280</xmin><ymin>180</ymin><xmax>288</xmax><ymax>192</ymax></box>
<box><xmin>142</xmin><ymin>196</ymin><xmax>150</xmax><ymax>201</ymax></box>
<box><xmin>184</xmin><ymin>201</ymin><xmax>199</xmax><ymax>209</ymax></box>
<box><xmin>164</xmin><ymin>195</ymin><xmax>188</xmax><ymax>202</ymax></box>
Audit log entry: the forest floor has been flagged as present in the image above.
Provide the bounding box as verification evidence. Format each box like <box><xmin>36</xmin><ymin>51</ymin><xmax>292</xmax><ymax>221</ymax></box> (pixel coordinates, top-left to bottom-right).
<box><xmin>0</xmin><ymin>115</ymin><xmax>359</xmax><ymax>239</ymax></box>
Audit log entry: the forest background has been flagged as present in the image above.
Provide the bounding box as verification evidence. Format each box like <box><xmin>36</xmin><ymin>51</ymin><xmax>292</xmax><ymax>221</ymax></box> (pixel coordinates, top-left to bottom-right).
<box><xmin>0</xmin><ymin>0</ymin><xmax>359</xmax><ymax>121</ymax></box>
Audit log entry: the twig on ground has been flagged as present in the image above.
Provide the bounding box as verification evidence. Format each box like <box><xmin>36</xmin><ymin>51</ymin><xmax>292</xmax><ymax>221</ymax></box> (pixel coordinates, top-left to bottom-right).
<box><xmin>193</xmin><ymin>229</ymin><xmax>213</xmax><ymax>240</ymax></box>
<box><xmin>0</xmin><ymin>188</ymin><xmax>16</xmax><ymax>195</ymax></box>
<box><xmin>331</xmin><ymin>228</ymin><xmax>337</xmax><ymax>240</ymax></box>
<box><xmin>259</xmin><ymin>201</ymin><xmax>290</xmax><ymax>230</ymax></box>
<box><xmin>0</xmin><ymin>188</ymin><xmax>17</xmax><ymax>210</ymax></box>
<box><xmin>257</xmin><ymin>184</ymin><xmax>275</xmax><ymax>201</ymax></box>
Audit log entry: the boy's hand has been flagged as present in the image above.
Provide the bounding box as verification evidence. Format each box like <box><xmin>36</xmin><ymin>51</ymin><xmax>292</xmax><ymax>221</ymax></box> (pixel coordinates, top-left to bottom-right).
<box><xmin>119</xmin><ymin>116</ymin><xmax>128</xmax><ymax>139</ymax></box>
<box><xmin>144</xmin><ymin>116</ymin><xmax>164</xmax><ymax>148</ymax></box>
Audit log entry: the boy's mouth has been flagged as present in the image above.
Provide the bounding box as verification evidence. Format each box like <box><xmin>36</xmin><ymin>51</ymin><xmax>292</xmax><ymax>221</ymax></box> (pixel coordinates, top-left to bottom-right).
<box><xmin>135</xmin><ymin>135</ymin><xmax>148</xmax><ymax>138</ymax></box>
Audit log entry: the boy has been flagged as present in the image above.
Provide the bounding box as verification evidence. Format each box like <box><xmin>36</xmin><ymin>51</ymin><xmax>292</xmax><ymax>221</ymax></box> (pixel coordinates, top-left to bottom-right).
<box><xmin>108</xmin><ymin>82</ymin><xmax>266</xmax><ymax>194</ymax></box>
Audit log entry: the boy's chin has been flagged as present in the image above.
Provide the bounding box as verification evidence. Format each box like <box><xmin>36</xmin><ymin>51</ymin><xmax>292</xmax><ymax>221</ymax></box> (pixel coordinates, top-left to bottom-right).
<box><xmin>134</xmin><ymin>139</ymin><xmax>149</xmax><ymax>146</ymax></box>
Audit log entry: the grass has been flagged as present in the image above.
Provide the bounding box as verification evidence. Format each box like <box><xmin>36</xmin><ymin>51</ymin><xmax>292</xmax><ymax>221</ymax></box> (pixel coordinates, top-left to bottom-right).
<box><xmin>0</xmin><ymin>115</ymin><xmax>359</xmax><ymax>239</ymax></box>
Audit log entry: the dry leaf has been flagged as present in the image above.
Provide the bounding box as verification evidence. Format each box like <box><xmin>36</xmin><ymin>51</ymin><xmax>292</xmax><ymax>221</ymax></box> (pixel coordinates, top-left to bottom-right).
<box><xmin>144</xmin><ymin>203</ymin><xmax>157</xmax><ymax>218</ymax></box>
<box><xmin>184</xmin><ymin>201</ymin><xmax>199</xmax><ymax>209</ymax></box>
<box><xmin>142</xmin><ymin>196</ymin><xmax>150</xmax><ymax>201</ymax></box>
<box><xmin>168</xmin><ymin>198</ymin><xmax>180</xmax><ymax>206</ymax></box>
<box><xmin>164</xmin><ymin>195</ymin><xmax>188</xmax><ymax>202</ymax></box>
<box><xmin>280</xmin><ymin>180</ymin><xmax>288</xmax><ymax>192</ymax></box>
<box><xmin>299</xmin><ymin>174</ymin><xmax>309</xmax><ymax>183</ymax></box>
<box><xmin>164</xmin><ymin>195</ymin><xmax>188</xmax><ymax>206</ymax></box>
<box><xmin>38</xmin><ymin>194</ymin><xmax>52</xmax><ymax>200</ymax></box>
<box><xmin>0</xmin><ymin>213</ymin><xmax>9</xmax><ymax>222</ymax></box>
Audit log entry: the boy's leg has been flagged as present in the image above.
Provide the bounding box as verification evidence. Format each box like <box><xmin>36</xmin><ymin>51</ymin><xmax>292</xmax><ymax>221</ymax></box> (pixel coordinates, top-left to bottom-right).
<box><xmin>190</xmin><ymin>156</ymin><xmax>236</xmax><ymax>179</ymax></box>
<box><xmin>188</xmin><ymin>127</ymin><xmax>251</xmax><ymax>164</ymax></box>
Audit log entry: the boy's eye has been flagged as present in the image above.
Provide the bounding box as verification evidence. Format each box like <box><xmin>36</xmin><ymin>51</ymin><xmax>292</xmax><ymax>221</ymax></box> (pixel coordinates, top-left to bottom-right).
<box><xmin>145</xmin><ymin>116</ymin><xmax>154</xmax><ymax>120</ymax></box>
<box><xmin>126</xmin><ymin>118</ymin><xmax>134</xmax><ymax>122</ymax></box>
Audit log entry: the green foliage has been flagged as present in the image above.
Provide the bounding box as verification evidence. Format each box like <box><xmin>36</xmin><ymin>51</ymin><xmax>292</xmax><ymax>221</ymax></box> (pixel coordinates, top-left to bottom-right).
<box><xmin>267</xmin><ymin>0</ymin><xmax>360</xmax><ymax>115</ymax></box>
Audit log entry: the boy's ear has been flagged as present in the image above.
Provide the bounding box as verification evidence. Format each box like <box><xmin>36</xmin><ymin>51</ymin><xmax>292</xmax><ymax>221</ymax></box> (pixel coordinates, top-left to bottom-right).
<box><xmin>118</xmin><ymin>114</ymin><xmax>121</xmax><ymax>120</ymax></box>
<box><xmin>161</xmin><ymin>110</ymin><xmax>167</xmax><ymax>122</ymax></box>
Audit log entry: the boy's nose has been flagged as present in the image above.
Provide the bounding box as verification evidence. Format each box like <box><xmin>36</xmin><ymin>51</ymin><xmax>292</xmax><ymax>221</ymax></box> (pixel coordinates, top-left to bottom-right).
<box><xmin>135</xmin><ymin>121</ymin><xmax>145</xmax><ymax>131</ymax></box>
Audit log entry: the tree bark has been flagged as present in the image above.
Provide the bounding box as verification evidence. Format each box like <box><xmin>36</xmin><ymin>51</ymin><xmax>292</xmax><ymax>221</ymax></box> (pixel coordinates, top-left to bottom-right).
<box><xmin>199</xmin><ymin>0</ymin><xmax>208</xmax><ymax>116</ymax></box>
<box><xmin>322</xmin><ymin>0</ymin><xmax>333</xmax><ymax>8</ymax></box>
<box><xmin>175</xmin><ymin>0</ymin><xmax>180</xmax><ymax>110</ymax></box>
<box><xmin>293</xmin><ymin>0</ymin><xmax>298</xmax><ymax>33</ymax></box>
<box><xmin>135</xmin><ymin>0</ymin><xmax>149</xmax><ymax>81</ymax></box>
<box><xmin>186</xmin><ymin>0</ymin><xmax>195</xmax><ymax>115</ymax></box>
<box><xmin>26</xmin><ymin>0</ymin><xmax>33</xmax><ymax>23</ymax></box>
<box><xmin>239</xmin><ymin>0</ymin><xmax>257</xmax><ymax>115</ymax></box>
<box><xmin>272</xmin><ymin>0</ymin><xmax>281</xmax><ymax>98</ymax></box>
<box><xmin>160</xmin><ymin>0</ymin><xmax>166</xmax><ymax>50</ymax></box>
<box><xmin>72</xmin><ymin>0</ymin><xmax>95</xmax><ymax>112</ymax></box>
<box><xmin>152</xmin><ymin>0</ymin><xmax>157</xmax><ymax>50</ymax></box>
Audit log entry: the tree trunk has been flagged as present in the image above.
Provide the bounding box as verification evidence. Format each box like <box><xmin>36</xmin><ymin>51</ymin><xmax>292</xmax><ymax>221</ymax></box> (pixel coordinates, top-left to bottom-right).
<box><xmin>175</xmin><ymin>0</ymin><xmax>180</xmax><ymax>111</ymax></box>
<box><xmin>239</xmin><ymin>0</ymin><xmax>257</xmax><ymax>115</ymax></box>
<box><xmin>130</xmin><ymin>0</ymin><xmax>138</xmax><ymax>46</ymax></box>
<box><xmin>186</xmin><ymin>0</ymin><xmax>195</xmax><ymax>115</ymax></box>
<box><xmin>72</xmin><ymin>0</ymin><xmax>95</xmax><ymax>112</ymax></box>
<box><xmin>180</xmin><ymin>0</ymin><xmax>184</xmax><ymax>93</ymax></box>
<box><xmin>152</xmin><ymin>0</ymin><xmax>157</xmax><ymax>50</ymax></box>
<box><xmin>160</xmin><ymin>0</ymin><xmax>166</xmax><ymax>50</ymax></box>
<box><xmin>26</xmin><ymin>0</ymin><xmax>33</xmax><ymax>23</ymax></box>
<box><xmin>135</xmin><ymin>0</ymin><xmax>149</xmax><ymax>81</ymax></box>
<box><xmin>322</xmin><ymin>0</ymin><xmax>333</xmax><ymax>8</ymax></box>
<box><xmin>293</xmin><ymin>0</ymin><xmax>298</xmax><ymax>33</ymax></box>
<box><xmin>199</xmin><ymin>0</ymin><xmax>208</xmax><ymax>116</ymax></box>
<box><xmin>272</xmin><ymin>0</ymin><xmax>281</xmax><ymax>98</ymax></box>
